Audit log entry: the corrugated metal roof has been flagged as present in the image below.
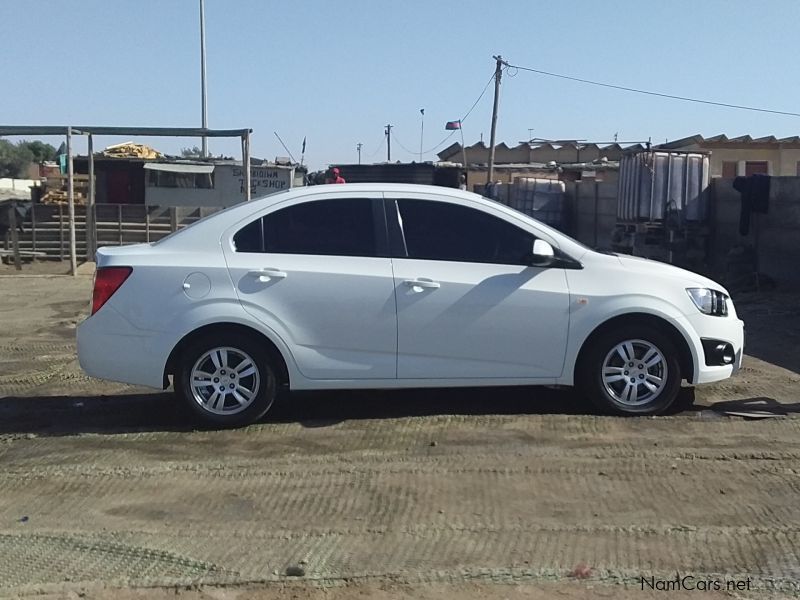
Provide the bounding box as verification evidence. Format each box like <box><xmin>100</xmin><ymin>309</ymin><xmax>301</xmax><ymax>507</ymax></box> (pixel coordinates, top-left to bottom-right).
<box><xmin>143</xmin><ymin>163</ymin><xmax>215</xmax><ymax>174</ymax></box>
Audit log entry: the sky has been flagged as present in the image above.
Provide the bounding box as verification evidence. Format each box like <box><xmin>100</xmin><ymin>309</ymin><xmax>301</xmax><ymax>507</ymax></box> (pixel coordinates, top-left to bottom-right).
<box><xmin>2</xmin><ymin>0</ymin><xmax>799</xmax><ymax>171</ymax></box>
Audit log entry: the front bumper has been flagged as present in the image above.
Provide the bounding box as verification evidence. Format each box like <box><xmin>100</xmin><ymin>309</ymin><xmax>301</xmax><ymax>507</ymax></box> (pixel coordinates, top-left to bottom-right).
<box><xmin>680</xmin><ymin>312</ymin><xmax>745</xmax><ymax>384</ymax></box>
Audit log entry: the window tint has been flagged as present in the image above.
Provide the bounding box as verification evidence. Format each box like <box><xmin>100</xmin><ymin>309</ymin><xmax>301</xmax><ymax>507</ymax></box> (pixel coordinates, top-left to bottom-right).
<box><xmin>397</xmin><ymin>199</ymin><xmax>535</xmax><ymax>265</ymax></box>
<box><xmin>233</xmin><ymin>198</ymin><xmax>376</xmax><ymax>256</ymax></box>
<box><xmin>233</xmin><ymin>218</ymin><xmax>264</xmax><ymax>253</ymax></box>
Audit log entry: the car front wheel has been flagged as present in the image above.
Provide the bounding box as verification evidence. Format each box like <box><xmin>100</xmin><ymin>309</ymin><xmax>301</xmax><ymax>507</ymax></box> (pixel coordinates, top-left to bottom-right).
<box><xmin>578</xmin><ymin>325</ymin><xmax>682</xmax><ymax>416</ymax></box>
<box><xmin>177</xmin><ymin>335</ymin><xmax>277</xmax><ymax>427</ymax></box>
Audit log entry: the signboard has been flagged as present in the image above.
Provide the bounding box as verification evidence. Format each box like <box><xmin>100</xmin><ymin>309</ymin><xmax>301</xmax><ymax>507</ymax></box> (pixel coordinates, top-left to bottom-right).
<box><xmin>232</xmin><ymin>165</ymin><xmax>293</xmax><ymax>197</ymax></box>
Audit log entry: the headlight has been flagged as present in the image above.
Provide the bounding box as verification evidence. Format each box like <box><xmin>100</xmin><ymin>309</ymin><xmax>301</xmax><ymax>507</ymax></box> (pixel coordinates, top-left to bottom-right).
<box><xmin>687</xmin><ymin>288</ymin><xmax>729</xmax><ymax>316</ymax></box>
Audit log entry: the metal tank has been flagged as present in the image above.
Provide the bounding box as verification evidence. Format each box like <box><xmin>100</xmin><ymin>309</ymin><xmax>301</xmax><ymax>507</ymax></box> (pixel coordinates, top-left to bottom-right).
<box><xmin>618</xmin><ymin>151</ymin><xmax>710</xmax><ymax>222</ymax></box>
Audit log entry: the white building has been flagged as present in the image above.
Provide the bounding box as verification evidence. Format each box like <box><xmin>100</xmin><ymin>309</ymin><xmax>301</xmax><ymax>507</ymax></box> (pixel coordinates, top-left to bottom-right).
<box><xmin>144</xmin><ymin>161</ymin><xmax>297</xmax><ymax>207</ymax></box>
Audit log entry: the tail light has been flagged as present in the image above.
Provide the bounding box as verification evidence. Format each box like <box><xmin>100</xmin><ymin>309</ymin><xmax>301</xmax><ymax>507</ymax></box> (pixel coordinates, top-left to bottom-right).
<box><xmin>92</xmin><ymin>267</ymin><xmax>132</xmax><ymax>315</ymax></box>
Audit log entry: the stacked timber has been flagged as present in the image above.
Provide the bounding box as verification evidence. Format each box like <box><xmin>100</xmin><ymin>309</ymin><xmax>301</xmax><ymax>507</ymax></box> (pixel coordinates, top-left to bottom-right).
<box><xmin>40</xmin><ymin>174</ymin><xmax>90</xmax><ymax>205</ymax></box>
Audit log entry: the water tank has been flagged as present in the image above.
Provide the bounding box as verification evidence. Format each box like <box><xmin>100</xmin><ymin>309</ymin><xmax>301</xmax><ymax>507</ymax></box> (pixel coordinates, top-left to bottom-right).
<box><xmin>509</xmin><ymin>178</ymin><xmax>567</xmax><ymax>229</ymax></box>
<box><xmin>618</xmin><ymin>151</ymin><xmax>710</xmax><ymax>222</ymax></box>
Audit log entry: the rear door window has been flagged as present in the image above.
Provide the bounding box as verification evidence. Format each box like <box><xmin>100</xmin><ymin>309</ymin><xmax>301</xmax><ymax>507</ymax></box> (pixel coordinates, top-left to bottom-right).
<box><xmin>233</xmin><ymin>198</ymin><xmax>377</xmax><ymax>256</ymax></box>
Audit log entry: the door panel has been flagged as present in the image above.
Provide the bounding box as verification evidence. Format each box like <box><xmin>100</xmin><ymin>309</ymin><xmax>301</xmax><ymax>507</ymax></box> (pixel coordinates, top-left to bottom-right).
<box><xmin>227</xmin><ymin>254</ymin><xmax>397</xmax><ymax>379</ymax></box>
<box><xmin>393</xmin><ymin>259</ymin><xmax>570</xmax><ymax>378</ymax></box>
<box><xmin>387</xmin><ymin>194</ymin><xmax>571</xmax><ymax>379</ymax></box>
<box><xmin>222</xmin><ymin>195</ymin><xmax>397</xmax><ymax>380</ymax></box>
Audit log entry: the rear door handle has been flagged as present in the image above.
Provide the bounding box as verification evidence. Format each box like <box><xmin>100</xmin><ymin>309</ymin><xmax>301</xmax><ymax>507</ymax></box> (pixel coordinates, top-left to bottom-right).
<box><xmin>403</xmin><ymin>278</ymin><xmax>440</xmax><ymax>289</ymax></box>
<box><xmin>249</xmin><ymin>268</ymin><xmax>287</xmax><ymax>282</ymax></box>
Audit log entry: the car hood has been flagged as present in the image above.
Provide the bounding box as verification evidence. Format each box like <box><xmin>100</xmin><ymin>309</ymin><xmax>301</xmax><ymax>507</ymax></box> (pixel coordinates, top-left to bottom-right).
<box><xmin>615</xmin><ymin>254</ymin><xmax>727</xmax><ymax>292</ymax></box>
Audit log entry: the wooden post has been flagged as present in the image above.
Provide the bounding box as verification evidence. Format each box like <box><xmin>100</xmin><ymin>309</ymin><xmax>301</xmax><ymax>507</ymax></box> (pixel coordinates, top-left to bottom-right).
<box><xmin>118</xmin><ymin>204</ymin><xmax>123</xmax><ymax>245</ymax></box>
<box><xmin>9</xmin><ymin>202</ymin><xmax>21</xmax><ymax>271</ymax></box>
<box><xmin>66</xmin><ymin>126</ymin><xmax>77</xmax><ymax>275</ymax></box>
<box><xmin>59</xmin><ymin>203</ymin><xmax>64</xmax><ymax>261</ymax></box>
<box><xmin>242</xmin><ymin>132</ymin><xmax>252</xmax><ymax>201</ymax></box>
<box><xmin>31</xmin><ymin>203</ymin><xmax>36</xmax><ymax>254</ymax></box>
<box><xmin>145</xmin><ymin>208</ymin><xmax>150</xmax><ymax>243</ymax></box>
<box><xmin>86</xmin><ymin>134</ymin><xmax>96</xmax><ymax>261</ymax></box>
<box><xmin>170</xmin><ymin>207</ymin><xmax>178</xmax><ymax>232</ymax></box>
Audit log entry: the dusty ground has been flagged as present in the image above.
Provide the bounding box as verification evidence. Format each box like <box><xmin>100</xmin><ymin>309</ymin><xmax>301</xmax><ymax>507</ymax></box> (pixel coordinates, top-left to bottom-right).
<box><xmin>1</xmin><ymin>274</ymin><xmax>799</xmax><ymax>599</ymax></box>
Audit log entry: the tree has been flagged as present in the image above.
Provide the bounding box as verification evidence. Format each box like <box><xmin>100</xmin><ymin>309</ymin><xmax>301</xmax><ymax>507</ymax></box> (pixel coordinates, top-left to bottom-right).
<box><xmin>20</xmin><ymin>140</ymin><xmax>57</xmax><ymax>163</ymax></box>
<box><xmin>181</xmin><ymin>146</ymin><xmax>203</xmax><ymax>158</ymax></box>
<box><xmin>0</xmin><ymin>139</ymin><xmax>58</xmax><ymax>178</ymax></box>
<box><xmin>0</xmin><ymin>139</ymin><xmax>33</xmax><ymax>178</ymax></box>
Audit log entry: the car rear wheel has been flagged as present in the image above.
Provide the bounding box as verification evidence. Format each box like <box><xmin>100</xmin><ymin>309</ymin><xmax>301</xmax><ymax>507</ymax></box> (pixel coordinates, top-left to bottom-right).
<box><xmin>578</xmin><ymin>325</ymin><xmax>682</xmax><ymax>416</ymax></box>
<box><xmin>177</xmin><ymin>335</ymin><xmax>277</xmax><ymax>427</ymax></box>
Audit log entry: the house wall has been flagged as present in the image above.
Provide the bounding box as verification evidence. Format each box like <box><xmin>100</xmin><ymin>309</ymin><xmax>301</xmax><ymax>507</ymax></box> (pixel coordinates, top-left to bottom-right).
<box><xmin>145</xmin><ymin>164</ymin><xmax>294</xmax><ymax>207</ymax></box>
<box><xmin>467</xmin><ymin>167</ymin><xmax>557</xmax><ymax>191</ymax></box>
<box><xmin>668</xmin><ymin>144</ymin><xmax>800</xmax><ymax>177</ymax></box>
<box><xmin>704</xmin><ymin>147</ymin><xmax>800</xmax><ymax>177</ymax></box>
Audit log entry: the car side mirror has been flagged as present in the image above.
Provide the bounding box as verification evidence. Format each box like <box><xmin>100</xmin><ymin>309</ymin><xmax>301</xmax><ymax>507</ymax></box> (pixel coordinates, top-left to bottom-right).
<box><xmin>529</xmin><ymin>239</ymin><xmax>555</xmax><ymax>267</ymax></box>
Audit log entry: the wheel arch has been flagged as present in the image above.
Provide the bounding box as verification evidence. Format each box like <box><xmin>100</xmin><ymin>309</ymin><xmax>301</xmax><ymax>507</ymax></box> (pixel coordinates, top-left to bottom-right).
<box><xmin>574</xmin><ymin>313</ymin><xmax>695</xmax><ymax>384</ymax></box>
<box><xmin>163</xmin><ymin>322</ymin><xmax>291</xmax><ymax>390</ymax></box>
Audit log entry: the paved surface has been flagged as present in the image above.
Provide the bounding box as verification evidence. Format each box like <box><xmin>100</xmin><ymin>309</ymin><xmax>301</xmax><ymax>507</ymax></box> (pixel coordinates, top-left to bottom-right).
<box><xmin>1</xmin><ymin>275</ymin><xmax>799</xmax><ymax>599</ymax></box>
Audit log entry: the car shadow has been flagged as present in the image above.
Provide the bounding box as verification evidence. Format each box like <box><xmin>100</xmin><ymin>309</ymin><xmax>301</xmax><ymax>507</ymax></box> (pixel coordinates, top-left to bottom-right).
<box><xmin>0</xmin><ymin>388</ymin><xmax>782</xmax><ymax>437</ymax></box>
<box><xmin>0</xmin><ymin>386</ymin><xmax>590</xmax><ymax>436</ymax></box>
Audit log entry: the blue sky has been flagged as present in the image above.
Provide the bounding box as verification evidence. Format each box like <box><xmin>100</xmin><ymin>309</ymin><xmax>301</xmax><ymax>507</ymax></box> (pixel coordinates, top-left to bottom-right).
<box><xmin>2</xmin><ymin>0</ymin><xmax>799</xmax><ymax>170</ymax></box>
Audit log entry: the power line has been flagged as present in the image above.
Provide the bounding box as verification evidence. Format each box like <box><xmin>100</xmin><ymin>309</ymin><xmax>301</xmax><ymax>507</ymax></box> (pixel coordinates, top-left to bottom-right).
<box><xmin>366</xmin><ymin>133</ymin><xmax>386</xmax><ymax>158</ymax></box>
<box><xmin>420</xmin><ymin>71</ymin><xmax>497</xmax><ymax>155</ymax></box>
<box><xmin>390</xmin><ymin>131</ymin><xmax>417</xmax><ymax>156</ymax></box>
<box><xmin>504</xmin><ymin>63</ymin><xmax>800</xmax><ymax>118</ymax></box>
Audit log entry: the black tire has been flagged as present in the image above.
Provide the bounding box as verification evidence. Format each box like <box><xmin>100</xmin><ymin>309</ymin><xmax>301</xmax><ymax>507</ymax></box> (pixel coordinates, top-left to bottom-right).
<box><xmin>176</xmin><ymin>333</ymin><xmax>277</xmax><ymax>428</ymax></box>
<box><xmin>577</xmin><ymin>324</ymin><xmax>682</xmax><ymax>416</ymax></box>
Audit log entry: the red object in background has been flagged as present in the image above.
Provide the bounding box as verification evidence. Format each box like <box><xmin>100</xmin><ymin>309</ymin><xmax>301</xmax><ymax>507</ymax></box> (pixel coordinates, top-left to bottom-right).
<box><xmin>445</xmin><ymin>120</ymin><xmax>461</xmax><ymax>130</ymax></box>
<box><xmin>329</xmin><ymin>167</ymin><xmax>346</xmax><ymax>184</ymax></box>
<box><xmin>92</xmin><ymin>267</ymin><xmax>133</xmax><ymax>315</ymax></box>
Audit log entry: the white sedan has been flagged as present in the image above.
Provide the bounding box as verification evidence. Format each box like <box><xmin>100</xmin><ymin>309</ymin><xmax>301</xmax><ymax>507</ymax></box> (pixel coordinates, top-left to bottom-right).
<box><xmin>77</xmin><ymin>184</ymin><xmax>744</xmax><ymax>427</ymax></box>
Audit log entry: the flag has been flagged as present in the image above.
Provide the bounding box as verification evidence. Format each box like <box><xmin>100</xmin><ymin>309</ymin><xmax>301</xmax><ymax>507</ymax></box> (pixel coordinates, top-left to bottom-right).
<box><xmin>301</xmin><ymin>137</ymin><xmax>306</xmax><ymax>154</ymax></box>
<box><xmin>445</xmin><ymin>120</ymin><xmax>461</xmax><ymax>130</ymax></box>
<box><xmin>420</xmin><ymin>108</ymin><xmax>425</xmax><ymax>116</ymax></box>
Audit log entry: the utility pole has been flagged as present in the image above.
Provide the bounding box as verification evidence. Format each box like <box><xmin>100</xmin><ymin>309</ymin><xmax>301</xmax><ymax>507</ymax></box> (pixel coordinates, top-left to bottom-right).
<box><xmin>487</xmin><ymin>54</ymin><xmax>505</xmax><ymax>184</ymax></box>
<box><xmin>419</xmin><ymin>108</ymin><xmax>425</xmax><ymax>162</ymax></box>
<box><xmin>385</xmin><ymin>124</ymin><xmax>392</xmax><ymax>162</ymax></box>
<box><xmin>357</xmin><ymin>142</ymin><xmax>363</xmax><ymax>164</ymax></box>
<box><xmin>200</xmin><ymin>0</ymin><xmax>208</xmax><ymax>157</ymax></box>
<box><xmin>528</xmin><ymin>128</ymin><xmax>534</xmax><ymax>141</ymax></box>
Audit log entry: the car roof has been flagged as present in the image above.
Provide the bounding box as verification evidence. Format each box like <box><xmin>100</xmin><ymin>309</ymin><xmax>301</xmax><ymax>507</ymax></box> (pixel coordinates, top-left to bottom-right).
<box><xmin>250</xmin><ymin>183</ymin><xmax>480</xmax><ymax>202</ymax></box>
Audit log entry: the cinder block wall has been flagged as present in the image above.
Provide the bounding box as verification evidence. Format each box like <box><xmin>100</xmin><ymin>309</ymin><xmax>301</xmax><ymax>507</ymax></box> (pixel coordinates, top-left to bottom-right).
<box><xmin>563</xmin><ymin>181</ymin><xmax>618</xmax><ymax>249</ymax></box>
<box><xmin>710</xmin><ymin>177</ymin><xmax>800</xmax><ymax>288</ymax></box>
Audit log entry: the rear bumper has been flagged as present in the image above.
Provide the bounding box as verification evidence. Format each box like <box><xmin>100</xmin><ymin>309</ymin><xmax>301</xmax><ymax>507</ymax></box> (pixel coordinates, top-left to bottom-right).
<box><xmin>77</xmin><ymin>305</ymin><xmax>172</xmax><ymax>389</ymax></box>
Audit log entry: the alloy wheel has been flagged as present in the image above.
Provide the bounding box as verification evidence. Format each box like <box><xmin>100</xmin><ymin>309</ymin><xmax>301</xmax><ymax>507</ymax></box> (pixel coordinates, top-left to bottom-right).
<box><xmin>601</xmin><ymin>339</ymin><xmax>668</xmax><ymax>406</ymax></box>
<box><xmin>190</xmin><ymin>346</ymin><xmax>261</xmax><ymax>415</ymax></box>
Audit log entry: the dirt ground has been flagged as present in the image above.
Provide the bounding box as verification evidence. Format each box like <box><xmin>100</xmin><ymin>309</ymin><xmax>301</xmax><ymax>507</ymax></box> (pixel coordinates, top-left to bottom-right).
<box><xmin>1</xmin><ymin>273</ymin><xmax>799</xmax><ymax>599</ymax></box>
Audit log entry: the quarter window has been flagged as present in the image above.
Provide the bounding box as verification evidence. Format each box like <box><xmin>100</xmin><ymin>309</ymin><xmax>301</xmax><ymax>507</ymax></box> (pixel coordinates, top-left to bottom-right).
<box><xmin>396</xmin><ymin>199</ymin><xmax>535</xmax><ymax>265</ymax></box>
<box><xmin>233</xmin><ymin>198</ymin><xmax>376</xmax><ymax>256</ymax></box>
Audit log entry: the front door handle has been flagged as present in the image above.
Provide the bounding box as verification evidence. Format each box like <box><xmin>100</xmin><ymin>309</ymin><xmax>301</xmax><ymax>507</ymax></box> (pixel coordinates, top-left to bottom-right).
<box><xmin>403</xmin><ymin>278</ymin><xmax>440</xmax><ymax>289</ymax></box>
<box><xmin>249</xmin><ymin>268</ymin><xmax>287</xmax><ymax>282</ymax></box>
